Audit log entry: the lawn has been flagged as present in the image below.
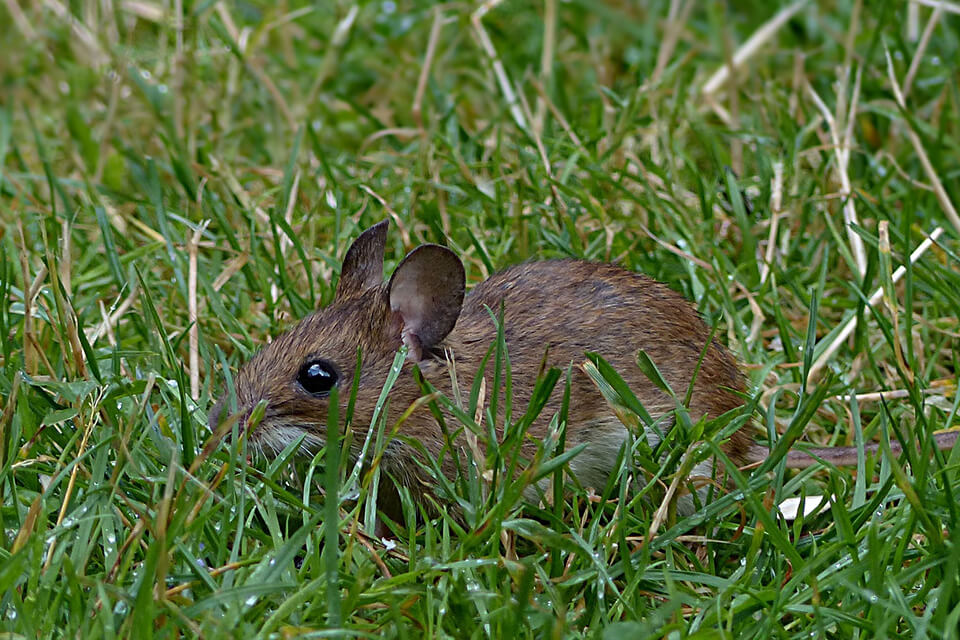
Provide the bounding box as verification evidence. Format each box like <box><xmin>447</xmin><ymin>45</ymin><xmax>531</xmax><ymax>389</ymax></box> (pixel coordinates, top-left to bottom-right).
<box><xmin>2</xmin><ymin>1</ymin><xmax>960</xmax><ymax>637</ymax></box>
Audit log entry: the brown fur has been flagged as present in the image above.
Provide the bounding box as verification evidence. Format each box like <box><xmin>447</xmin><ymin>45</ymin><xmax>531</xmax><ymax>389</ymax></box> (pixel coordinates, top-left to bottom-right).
<box><xmin>448</xmin><ymin>260</ymin><xmax>752</xmax><ymax>465</ymax></box>
<box><xmin>211</xmin><ymin>227</ymin><xmax>754</xmax><ymax>517</ymax></box>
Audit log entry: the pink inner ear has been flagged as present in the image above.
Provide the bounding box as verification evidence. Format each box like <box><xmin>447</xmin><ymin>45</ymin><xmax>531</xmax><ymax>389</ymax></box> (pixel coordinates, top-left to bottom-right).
<box><xmin>400</xmin><ymin>326</ymin><xmax>423</xmax><ymax>362</ymax></box>
<box><xmin>387</xmin><ymin>310</ymin><xmax>422</xmax><ymax>360</ymax></box>
<box><xmin>387</xmin><ymin>244</ymin><xmax>465</xmax><ymax>360</ymax></box>
<box><xmin>389</xmin><ymin>276</ymin><xmax>429</xmax><ymax>360</ymax></box>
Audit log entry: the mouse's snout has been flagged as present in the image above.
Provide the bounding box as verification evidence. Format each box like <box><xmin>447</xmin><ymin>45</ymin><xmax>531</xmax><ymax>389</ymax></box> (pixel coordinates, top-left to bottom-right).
<box><xmin>208</xmin><ymin>395</ymin><xmax>255</xmax><ymax>432</ymax></box>
<box><xmin>209</xmin><ymin>376</ymin><xmax>260</xmax><ymax>435</ymax></box>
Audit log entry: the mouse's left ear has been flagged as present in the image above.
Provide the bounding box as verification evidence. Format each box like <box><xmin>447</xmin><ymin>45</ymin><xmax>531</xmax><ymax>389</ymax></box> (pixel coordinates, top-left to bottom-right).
<box><xmin>388</xmin><ymin>244</ymin><xmax>465</xmax><ymax>361</ymax></box>
<box><xmin>336</xmin><ymin>220</ymin><xmax>388</xmax><ymax>301</ymax></box>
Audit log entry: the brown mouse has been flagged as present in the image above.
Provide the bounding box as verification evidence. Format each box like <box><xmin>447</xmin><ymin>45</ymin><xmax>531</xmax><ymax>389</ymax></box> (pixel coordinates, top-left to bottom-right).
<box><xmin>210</xmin><ymin>221</ymin><xmax>959</xmax><ymax>516</ymax></box>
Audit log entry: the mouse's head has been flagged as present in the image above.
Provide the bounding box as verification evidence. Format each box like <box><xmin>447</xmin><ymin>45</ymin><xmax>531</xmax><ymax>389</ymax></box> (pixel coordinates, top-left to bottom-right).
<box><xmin>209</xmin><ymin>220</ymin><xmax>465</xmax><ymax>456</ymax></box>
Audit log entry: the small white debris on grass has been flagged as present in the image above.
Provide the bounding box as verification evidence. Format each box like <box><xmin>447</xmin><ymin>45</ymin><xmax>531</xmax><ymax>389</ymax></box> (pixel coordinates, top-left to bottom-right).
<box><xmin>778</xmin><ymin>495</ymin><xmax>829</xmax><ymax>521</ymax></box>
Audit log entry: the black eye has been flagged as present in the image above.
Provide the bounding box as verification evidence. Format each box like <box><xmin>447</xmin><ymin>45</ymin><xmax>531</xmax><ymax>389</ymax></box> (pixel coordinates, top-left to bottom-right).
<box><xmin>297</xmin><ymin>359</ymin><xmax>338</xmax><ymax>396</ymax></box>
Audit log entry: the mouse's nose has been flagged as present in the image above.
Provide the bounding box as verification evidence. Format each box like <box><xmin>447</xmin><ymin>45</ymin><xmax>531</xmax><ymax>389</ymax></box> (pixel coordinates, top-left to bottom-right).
<box><xmin>209</xmin><ymin>393</ymin><xmax>259</xmax><ymax>435</ymax></box>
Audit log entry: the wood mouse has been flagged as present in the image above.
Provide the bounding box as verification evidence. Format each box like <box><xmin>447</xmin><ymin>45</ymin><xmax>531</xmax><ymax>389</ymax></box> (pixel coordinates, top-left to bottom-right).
<box><xmin>210</xmin><ymin>221</ymin><xmax>958</xmax><ymax>516</ymax></box>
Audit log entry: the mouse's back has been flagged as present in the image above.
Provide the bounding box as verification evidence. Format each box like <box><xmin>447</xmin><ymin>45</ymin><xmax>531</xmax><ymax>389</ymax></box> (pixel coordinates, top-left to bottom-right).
<box><xmin>425</xmin><ymin>260</ymin><xmax>750</xmax><ymax>490</ymax></box>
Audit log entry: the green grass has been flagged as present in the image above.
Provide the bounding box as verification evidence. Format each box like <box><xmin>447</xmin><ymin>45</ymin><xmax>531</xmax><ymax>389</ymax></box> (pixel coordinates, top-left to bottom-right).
<box><xmin>2</xmin><ymin>1</ymin><xmax>960</xmax><ymax>637</ymax></box>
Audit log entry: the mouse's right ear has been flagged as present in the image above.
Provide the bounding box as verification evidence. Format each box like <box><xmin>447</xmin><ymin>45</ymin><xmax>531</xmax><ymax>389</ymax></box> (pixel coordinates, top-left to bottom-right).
<box><xmin>336</xmin><ymin>220</ymin><xmax>389</xmax><ymax>301</ymax></box>
<box><xmin>388</xmin><ymin>244</ymin><xmax>465</xmax><ymax>361</ymax></box>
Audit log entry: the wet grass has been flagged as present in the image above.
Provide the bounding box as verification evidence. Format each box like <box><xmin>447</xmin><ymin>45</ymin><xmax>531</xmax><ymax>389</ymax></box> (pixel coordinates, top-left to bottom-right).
<box><xmin>2</xmin><ymin>1</ymin><xmax>960</xmax><ymax>637</ymax></box>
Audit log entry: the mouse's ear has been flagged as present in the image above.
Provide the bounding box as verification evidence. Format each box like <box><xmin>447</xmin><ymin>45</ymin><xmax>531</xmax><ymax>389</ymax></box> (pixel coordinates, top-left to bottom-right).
<box><xmin>388</xmin><ymin>244</ymin><xmax>465</xmax><ymax>361</ymax></box>
<box><xmin>336</xmin><ymin>220</ymin><xmax>389</xmax><ymax>301</ymax></box>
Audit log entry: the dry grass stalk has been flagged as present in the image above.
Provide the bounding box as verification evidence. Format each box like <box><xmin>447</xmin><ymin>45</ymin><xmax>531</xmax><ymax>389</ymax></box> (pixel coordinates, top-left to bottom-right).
<box><xmin>911</xmin><ymin>0</ymin><xmax>960</xmax><ymax>16</ymax></box>
<box><xmin>188</xmin><ymin>221</ymin><xmax>210</xmax><ymax>401</ymax></box>
<box><xmin>904</xmin><ymin>7</ymin><xmax>944</xmax><ymax>97</ymax></box>
<box><xmin>535</xmin><ymin>0</ymin><xmax>557</xmax><ymax>135</ymax></box>
<box><xmin>760</xmin><ymin>161</ymin><xmax>784</xmax><ymax>286</ymax></box>
<box><xmin>807</xmin><ymin>226</ymin><xmax>945</xmax><ymax>384</ymax></box>
<box><xmin>413</xmin><ymin>7</ymin><xmax>446</xmax><ymax>133</ymax></box>
<box><xmin>885</xmin><ymin>45</ymin><xmax>960</xmax><ymax>235</ymax></box>
<box><xmin>702</xmin><ymin>0</ymin><xmax>809</xmax><ymax>96</ymax></box>
<box><xmin>472</xmin><ymin>0</ymin><xmax>529</xmax><ymax>131</ymax></box>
